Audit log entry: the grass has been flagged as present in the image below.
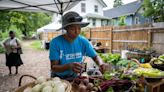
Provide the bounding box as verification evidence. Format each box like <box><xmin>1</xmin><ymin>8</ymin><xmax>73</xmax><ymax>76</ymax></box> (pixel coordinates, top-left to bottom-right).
<box><xmin>30</xmin><ymin>40</ymin><xmax>44</xmax><ymax>50</ymax></box>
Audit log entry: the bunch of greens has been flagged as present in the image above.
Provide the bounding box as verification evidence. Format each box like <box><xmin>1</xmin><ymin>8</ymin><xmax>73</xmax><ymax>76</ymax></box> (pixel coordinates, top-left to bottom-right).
<box><xmin>116</xmin><ymin>59</ymin><xmax>139</xmax><ymax>69</ymax></box>
<box><xmin>159</xmin><ymin>54</ymin><xmax>164</xmax><ymax>61</ymax></box>
<box><xmin>99</xmin><ymin>53</ymin><xmax>121</xmax><ymax>65</ymax></box>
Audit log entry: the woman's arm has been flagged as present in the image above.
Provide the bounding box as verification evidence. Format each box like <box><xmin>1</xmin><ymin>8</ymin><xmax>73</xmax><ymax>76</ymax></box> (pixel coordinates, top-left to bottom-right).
<box><xmin>92</xmin><ymin>55</ymin><xmax>110</xmax><ymax>73</ymax></box>
<box><xmin>92</xmin><ymin>55</ymin><xmax>104</xmax><ymax>66</ymax></box>
<box><xmin>51</xmin><ymin>60</ymin><xmax>70</xmax><ymax>72</ymax></box>
<box><xmin>15</xmin><ymin>39</ymin><xmax>21</xmax><ymax>48</ymax></box>
<box><xmin>2</xmin><ymin>39</ymin><xmax>7</xmax><ymax>48</ymax></box>
<box><xmin>51</xmin><ymin>60</ymin><xmax>83</xmax><ymax>73</ymax></box>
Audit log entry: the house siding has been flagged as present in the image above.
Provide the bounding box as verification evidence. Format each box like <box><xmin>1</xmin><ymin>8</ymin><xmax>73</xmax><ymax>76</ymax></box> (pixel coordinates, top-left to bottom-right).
<box><xmin>134</xmin><ymin>13</ymin><xmax>151</xmax><ymax>24</ymax></box>
<box><xmin>52</xmin><ymin>0</ymin><xmax>108</xmax><ymax>28</ymax></box>
<box><xmin>69</xmin><ymin>0</ymin><xmax>104</xmax><ymax>16</ymax></box>
<box><xmin>86</xmin><ymin>18</ymin><xmax>103</xmax><ymax>27</ymax></box>
<box><xmin>125</xmin><ymin>15</ymin><xmax>133</xmax><ymax>25</ymax></box>
<box><xmin>103</xmin><ymin>1</ymin><xmax>152</xmax><ymax>26</ymax></box>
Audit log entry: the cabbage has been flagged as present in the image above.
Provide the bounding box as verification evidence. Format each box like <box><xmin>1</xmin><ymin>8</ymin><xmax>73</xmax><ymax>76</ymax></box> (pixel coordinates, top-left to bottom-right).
<box><xmin>52</xmin><ymin>83</ymin><xmax>65</xmax><ymax>92</ymax></box>
<box><xmin>23</xmin><ymin>87</ymin><xmax>32</xmax><ymax>92</ymax></box>
<box><xmin>51</xmin><ymin>80</ymin><xmax>62</xmax><ymax>87</ymax></box>
<box><xmin>32</xmin><ymin>84</ymin><xmax>42</xmax><ymax>92</ymax></box>
<box><xmin>42</xmin><ymin>86</ymin><xmax>52</xmax><ymax>92</ymax></box>
<box><xmin>52</xmin><ymin>77</ymin><xmax>60</xmax><ymax>81</ymax></box>
<box><xmin>36</xmin><ymin>76</ymin><xmax>46</xmax><ymax>84</ymax></box>
<box><xmin>41</xmin><ymin>81</ymin><xmax>53</xmax><ymax>88</ymax></box>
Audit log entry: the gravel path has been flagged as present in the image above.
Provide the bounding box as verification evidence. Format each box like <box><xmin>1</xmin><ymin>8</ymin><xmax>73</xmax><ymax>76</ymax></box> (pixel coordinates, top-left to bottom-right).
<box><xmin>0</xmin><ymin>40</ymin><xmax>95</xmax><ymax>92</ymax></box>
<box><xmin>0</xmin><ymin>40</ymin><xmax>50</xmax><ymax>92</ymax></box>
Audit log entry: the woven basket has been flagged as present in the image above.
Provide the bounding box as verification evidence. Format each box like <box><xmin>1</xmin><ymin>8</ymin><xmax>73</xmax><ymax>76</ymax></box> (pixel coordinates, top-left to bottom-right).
<box><xmin>150</xmin><ymin>61</ymin><xmax>164</xmax><ymax>71</ymax></box>
<box><xmin>14</xmin><ymin>75</ymin><xmax>72</xmax><ymax>92</ymax></box>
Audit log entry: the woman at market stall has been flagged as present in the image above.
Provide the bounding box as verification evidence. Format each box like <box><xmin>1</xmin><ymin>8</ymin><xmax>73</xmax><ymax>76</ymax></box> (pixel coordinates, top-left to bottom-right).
<box><xmin>49</xmin><ymin>11</ymin><xmax>108</xmax><ymax>79</ymax></box>
<box><xmin>3</xmin><ymin>31</ymin><xmax>23</xmax><ymax>75</ymax></box>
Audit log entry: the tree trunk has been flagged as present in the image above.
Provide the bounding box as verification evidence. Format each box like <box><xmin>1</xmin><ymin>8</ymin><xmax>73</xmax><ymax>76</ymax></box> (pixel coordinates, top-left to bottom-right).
<box><xmin>23</xmin><ymin>24</ymin><xmax>27</xmax><ymax>37</ymax></box>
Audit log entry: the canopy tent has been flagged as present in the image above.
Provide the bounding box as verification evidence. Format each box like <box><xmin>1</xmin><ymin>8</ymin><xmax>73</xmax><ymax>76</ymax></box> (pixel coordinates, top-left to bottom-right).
<box><xmin>0</xmin><ymin>0</ymin><xmax>85</xmax><ymax>34</ymax></box>
<box><xmin>37</xmin><ymin>22</ymin><xmax>62</xmax><ymax>33</ymax></box>
<box><xmin>0</xmin><ymin>0</ymin><xmax>84</xmax><ymax>14</ymax></box>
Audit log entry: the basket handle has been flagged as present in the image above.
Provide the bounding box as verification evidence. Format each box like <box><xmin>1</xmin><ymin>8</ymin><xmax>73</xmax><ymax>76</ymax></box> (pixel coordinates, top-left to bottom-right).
<box><xmin>131</xmin><ymin>58</ymin><xmax>141</xmax><ymax>65</ymax></box>
<box><xmin>18</xmin><ymin>75</ymin><xmax>37</xmax><ymax>87</ymax></box>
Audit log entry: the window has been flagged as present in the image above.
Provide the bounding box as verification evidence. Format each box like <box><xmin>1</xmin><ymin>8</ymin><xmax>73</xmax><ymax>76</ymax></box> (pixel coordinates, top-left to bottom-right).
<box><xmin>135</xmin><ymin>17</ymin><xmax>139</xmax><ymax>24</ymax></box>
<box><xmin>92</xmin><ymin>19</ymin><xmax>96</xmax><ymax>26</ymax></box>
<box><xmin>101</xmin><ymin>20</ymin><xmax>107</xmax><ymax>26</ymax></box>
<box><xmin>145</xmin><ymin>18</ymin><xmax>149</xmax><ymax>23</ymax></box>
<box><xmin>101</xmin><ymin>20</ymin><xmax>104</xmax><ymax>26</ymax></box>
<box><xmin>94</xmin><ymin>5</ymin><xmax>98</xmax><ymax>12</ymax></box>
<box><xmin>81</xmin><ymin>3</ymin><xmax>86</xmax><ymax>13</ymax></box>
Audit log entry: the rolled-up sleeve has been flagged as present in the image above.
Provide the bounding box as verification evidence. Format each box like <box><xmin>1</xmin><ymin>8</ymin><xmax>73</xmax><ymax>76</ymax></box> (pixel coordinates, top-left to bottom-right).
<box><xmin>84</xmin><ymin>39</ymin><xmax>97</xmax><ymax>58</ymax></box>
<box><xmin>49</xmin><ymin>39</ymin><xmax>60</xmax><ymax>61</ymax></box>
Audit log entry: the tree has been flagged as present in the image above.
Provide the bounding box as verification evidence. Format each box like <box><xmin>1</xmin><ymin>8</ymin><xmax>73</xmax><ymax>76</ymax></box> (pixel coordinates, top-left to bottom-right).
<box><xmin>142</xmin><ymin>0</ymin><xmax>164</xmax><ymax>22</ymax></box>
<box><xmin>0</xmin><ymin>11</ymin><xmax>52</xmax><ymax>37</ymax></box>
<box><xmin>119</xmin><ymin>16</ymin><xmax>126</xmax><ymax>26</ymax></box>
<box><xmin>113</xmin><ymin>0</ymin><xmax>123</xmax><ymax>8</ymax></box>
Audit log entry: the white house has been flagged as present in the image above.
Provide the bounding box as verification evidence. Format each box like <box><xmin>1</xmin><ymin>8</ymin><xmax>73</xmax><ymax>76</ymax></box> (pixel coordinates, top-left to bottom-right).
<box><xmin>38</xmin><ymin>0</ymin><xmax>110</xmax><ymax>49</ymax></box>
<box><xmin>52</xmin><ymin>0</ymin><xmax>110</xmax><ymax>28</ymax></box>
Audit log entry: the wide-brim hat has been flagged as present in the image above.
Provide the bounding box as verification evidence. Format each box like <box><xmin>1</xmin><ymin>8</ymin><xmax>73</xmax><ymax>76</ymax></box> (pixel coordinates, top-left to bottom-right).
<box><xmin>57</xmin><ymin>11</ymin><xmax>89</xmax><ymax>31</ymax></box>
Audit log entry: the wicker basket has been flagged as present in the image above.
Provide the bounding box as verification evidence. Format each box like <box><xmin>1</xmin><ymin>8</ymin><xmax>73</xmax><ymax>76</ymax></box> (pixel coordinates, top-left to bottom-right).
<box><xmin>15</xmin><ymin>75</ymin><xmax>72</xmax><ymax>92</ymax></box>
<box><xmin>150</xmin><ymin>61</ymin><xmax>164</xmax><ymax>71</ymax></box>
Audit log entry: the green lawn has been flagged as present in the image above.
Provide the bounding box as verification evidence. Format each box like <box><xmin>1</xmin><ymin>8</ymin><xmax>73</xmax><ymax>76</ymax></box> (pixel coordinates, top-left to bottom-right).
<box><xmin>30</xmin><ymin>40</ymin><xmax>44</xmax><ymax>50</ymax></box>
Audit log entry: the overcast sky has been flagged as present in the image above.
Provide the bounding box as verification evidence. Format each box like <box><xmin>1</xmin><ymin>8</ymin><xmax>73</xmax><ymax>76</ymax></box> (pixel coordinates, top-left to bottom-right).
<box><xmin>103</xmin><ymin>0</ymin><xmax>137</xmax><ymax>9</ymax></box>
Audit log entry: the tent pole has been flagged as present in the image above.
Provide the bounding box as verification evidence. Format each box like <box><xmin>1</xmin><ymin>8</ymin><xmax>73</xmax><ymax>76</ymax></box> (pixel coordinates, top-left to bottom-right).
<box><xmin>60</xmin><ymin>2</ymin><xmax>64</xmax><ymax>34</ymax></box>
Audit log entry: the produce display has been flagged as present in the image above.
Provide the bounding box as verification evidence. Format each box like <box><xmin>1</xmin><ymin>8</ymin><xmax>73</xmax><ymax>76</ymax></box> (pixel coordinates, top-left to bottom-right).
<box><xmin>133</xmin><ymin>68</ymin><xmax>164</xmax><ymax>77</ymax></box>
<box><xmin>100</xmin><ymin>79</ymin><xmax>133</xmax><ymax>92</ymax></box>
<box><xmin>151</xmin><ymin>58</ymin><xmax>164</xmax><ymax>65</ymax></box>
<box><xmin>151</xmin><ymin>54</ymin><xmax>164</xmax><ymax>65</ymax></box>
<box><xmin>159</xmin><ymin>54</ymin><xmax>164</xmax><ymax>61</ymax></box>
<box><xmin>150</xmin><ymin>54</ymin><xmax>164</xmax><ymax>71</ymax></box>
<box><xmin>140</xmin><ymin>63</ymin><xmax>152</xmax><ymax>68</ymax></box>
<box><xmin>72</xmin><ymin>76</ymin><xmax>133</xmax><ymax>92</ymax></box>
<box><xmin>23</xmin><ymin>76</ymin><xmax>68</xmax><ymax>92</ymax></box>
<box><xmin>72</xmin><ymin>77</ymin><xmax>100</xmax><ymax>92</ymax></box>
<box><xmin>99</xmin><ymin>53</ymin><xmax>121</xmax><ymax>65</ymax></box>
<box><xmin>116</xmin><ymin>59</ymin><xmax>139</xmax><ymax>69</ymax></box>
<box><xmin>18</xmin><ymin>53</ymin><xmax>164</xmax><ymax>92</ymax></box>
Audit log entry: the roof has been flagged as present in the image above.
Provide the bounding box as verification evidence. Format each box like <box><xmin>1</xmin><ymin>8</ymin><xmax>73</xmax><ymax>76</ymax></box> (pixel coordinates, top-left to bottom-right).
<box><xmin>104</xmin><ymin>1</ymin><xmax>142</xmax><ymax>18</ymax></box>
<box><xmin>84</xmin><ymin>13</ymin><xmax>110</xmax><ymax>20</ymax></box>
<box><xmin>0</xmin><ymin>0</ymin><xmax>82</xmax><ymax>13</ymax></box>
<box><xmin>37</xmin><ymin>22</ymin><xmax>61</xmax><ymax>33</ymax></box>
<box><xmin>97</xmin><ymin>0</ymin><xmax>107</xmax><ymax>7</ymax></box>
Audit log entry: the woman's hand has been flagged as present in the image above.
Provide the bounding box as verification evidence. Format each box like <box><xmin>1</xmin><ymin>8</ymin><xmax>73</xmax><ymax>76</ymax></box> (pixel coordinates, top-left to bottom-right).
<box><xmin>99</xmin><ymin>63</ymin><xmax>112</xmax><ymax>74</ymax></box>
<box><xmin>11</xmin><ymin>46</ymin><xmax>17</xmax><ymax>49</ymax></box>
<box><xmin>69</xmin><ymin>62</ymin><xmax>84</xmax><ymax>73</ymax></box>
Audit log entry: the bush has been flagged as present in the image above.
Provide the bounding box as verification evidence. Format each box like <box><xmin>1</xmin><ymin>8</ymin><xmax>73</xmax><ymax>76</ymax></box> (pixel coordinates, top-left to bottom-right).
<box><xmin>0</xmin><ymin>45</ymin><xmax>5</xmax><ymax>53</ymax></box>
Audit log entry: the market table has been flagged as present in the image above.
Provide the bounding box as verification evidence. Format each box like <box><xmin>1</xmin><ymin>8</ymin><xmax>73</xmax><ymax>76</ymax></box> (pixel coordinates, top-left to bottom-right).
<box><xmin>146</xmin><ymin>79</ymin><xmax>164</xmax><ymax>92</ymax></box>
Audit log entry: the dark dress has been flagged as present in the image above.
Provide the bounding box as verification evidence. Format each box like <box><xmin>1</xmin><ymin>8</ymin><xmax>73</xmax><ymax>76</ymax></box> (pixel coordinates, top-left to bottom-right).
<box><xmin>5</xmin><ymin>52</ymin><xmax>23</xmax><ymax>66</ymax></box>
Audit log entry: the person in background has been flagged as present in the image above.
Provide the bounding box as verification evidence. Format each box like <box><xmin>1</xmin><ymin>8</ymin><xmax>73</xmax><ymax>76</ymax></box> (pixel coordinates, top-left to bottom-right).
<box><xmin>49</xmin><ymin>11</ymin><xmax>109</xmax><ymax>79</ymax></box>
<box><xmin>3</xmin><ymin>31</ymin><xmax>23</xmax><ymax>75</ymax></box>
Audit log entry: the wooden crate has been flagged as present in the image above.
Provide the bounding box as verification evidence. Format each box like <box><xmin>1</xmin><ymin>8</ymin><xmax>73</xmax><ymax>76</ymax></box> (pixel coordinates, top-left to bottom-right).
<box><xmin>146</xmin><ymin>79</ymin><xmax>164</xmax><ymax>92</ymax></box>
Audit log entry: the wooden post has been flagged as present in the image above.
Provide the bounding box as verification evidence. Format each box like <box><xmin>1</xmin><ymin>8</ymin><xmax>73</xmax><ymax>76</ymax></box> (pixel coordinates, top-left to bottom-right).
<box><xmin>89</xmin><ymin>28</ymin><xmax>92</xmax><ymax>40</ymax></box>
<box><xmin>109</xmin><ymin>27</ymin><xmax>113</xmax><ymax>53</ymax></box>
<box><xmin>148</xmin><ymin>30</ymin><xmax>152</xmax><ymax>48</ymax></box>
